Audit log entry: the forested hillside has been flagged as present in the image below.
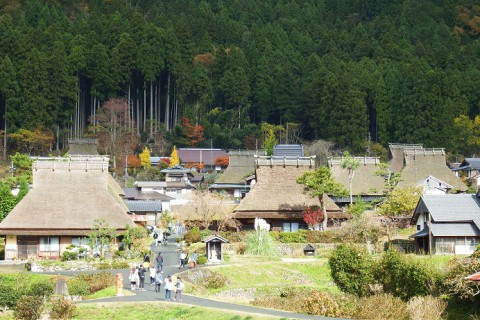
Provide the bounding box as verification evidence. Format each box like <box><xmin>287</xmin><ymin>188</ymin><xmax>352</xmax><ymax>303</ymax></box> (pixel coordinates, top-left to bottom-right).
<box><xmin>0</xmin><ymin>0</ymin><xmax>479</xmax><ymax>156</ymax></box>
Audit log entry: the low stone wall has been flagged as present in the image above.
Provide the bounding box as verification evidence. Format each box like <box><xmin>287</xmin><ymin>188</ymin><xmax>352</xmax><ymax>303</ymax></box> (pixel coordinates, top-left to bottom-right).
<box><xmin>223</xmin><ymin>243</ymin><xmax>336</xmax><ymax>257</ymax></box>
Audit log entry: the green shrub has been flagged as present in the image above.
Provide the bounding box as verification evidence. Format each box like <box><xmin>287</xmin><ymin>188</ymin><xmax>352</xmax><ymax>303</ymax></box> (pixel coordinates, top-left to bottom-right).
<box><xmin>111</xmin><ymin>260</ymin><xmax>130</xmax><ymax>269</ymax></box>
<box><xmin>355</xmin><ymin>294</ymin><xmax>409</xmax><ymax>320</ymax></box>
<box><xmin>0</xmin><ymin>275</ymin><xmax>29</xmax><ymax>309</ymax></box>
<box><xmin>245</xmin><ymin>230</ymin><xmax>278</xmax><ymax>256</ymax></box>
<box><xmin>14</xmin><ymin>296</ymin><xmax>44</xmax><ymax>320</ymax></box>
<box><xmin>28</xmin><ymin>280</ymin><xmax>54</xmax><ymax>298</ymax></box>
<box><xmin>97</xmin><ymin>262</ymin><xmax>111</xmax><ymax>270</ymax></box>
<box><xmin>329</xmin><ymin>244</ymin><xmax>375</xmax><ymax>297</ymax></box>
<box><xmin>203</xmin><ymin>272</ymin><xmax>228</xmax><ymax>289</ymax></box>
<box><xmin>276</xmin><ymin>230</ymin><xmax>307</xmax><ymax>243</ymax></box>
<box><xmin>66</xmin><ymin>278</ymin><xmax>89</xmax><ymax>297</ymax></box>
<box><xmin>302</xmin><ymin>290</ymin><xmax>340</xmax><ymax>317</ymax></box>
<box><xmin>75</xmin><ymin>273</ymin><xmax>114</xmax><ymax>294</ymax></box>
<box><xmin>0</xmin><ymin>283</ymin><xmax>21</xmax><ymax>309</ymax></box>
<box><xmin>50</xmin><ymin>297</ymin><xmax>76</xmax><ymax>320</ymax></box>
<box><xmin>377</xmin><ymin>250</ymin><xmax>436</xmax><ymax>301</ymax></box>
<box><xmin>219</xmin><ymin>231</ymin><xmax>247</xmax><ymax>243</ymax></box>
<box><xmin>61</xmin><ymin>251</ymin><xmax>78</xmax><ymax>261</ymax></box>
<box><xmin>197</xmin><ymin>255</ymin><xmax>207</xmax><ymax>265</ymax></box>
<box><xmin>184</xmin><ymin>227</ymin><xmax>202</xmax><ymax>244</ymax></box>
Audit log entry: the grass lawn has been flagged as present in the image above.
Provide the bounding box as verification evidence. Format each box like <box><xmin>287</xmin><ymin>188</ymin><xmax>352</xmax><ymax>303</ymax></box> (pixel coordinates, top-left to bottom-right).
<box><xmin>0</xmin><ymin>302</ymin><xmax>284</xmax><ymax>320</ymax></box>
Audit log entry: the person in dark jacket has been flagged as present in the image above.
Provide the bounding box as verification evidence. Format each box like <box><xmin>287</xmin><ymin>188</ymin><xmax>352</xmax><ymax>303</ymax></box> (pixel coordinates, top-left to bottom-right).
<box><xmin>137</xmin><ymin>264</ymin><xmax>147</xmax><ymax>291</ymax></box>
<box><xmin>156</xmin><ymin>252</ymin><xmax>164</xmax><ymax>272</ymax></box>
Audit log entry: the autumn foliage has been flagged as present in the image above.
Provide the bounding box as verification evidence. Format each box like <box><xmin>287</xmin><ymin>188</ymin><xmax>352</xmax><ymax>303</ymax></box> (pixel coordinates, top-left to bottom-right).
<box><xmin>182</xmin><ymin>118</ymin><xmax>204</xmax><ymax>147</ymax></box>
<box><xmin>185</xmin><ymin>162</ymin><xmax>205</xmax><ymax>172</ymax></box>
<box><xmin>215</xmin><ymin>156</ymin><xmax>229</xmax><ymax>166</ymax></box>
<box><xmin>127</xmin><ymin>154</ymin><xmax>141</xmax><ymax>168</ymax></box>
<box><xmin>303</xmin><ymin>207</ymin><xmax>325</xmax><ymax>228</ymax></box>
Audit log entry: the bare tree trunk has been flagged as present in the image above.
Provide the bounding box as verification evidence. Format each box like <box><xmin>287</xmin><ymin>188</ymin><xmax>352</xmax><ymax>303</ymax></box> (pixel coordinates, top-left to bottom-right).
<box><xmin>56</xmin><ymin>125</ymin><xmax>59</xmax><ymax>152</ymax></box>
<box><xmin>166</xmin><ymin>73</ymin><xmax>171</xmax><ymax>131</ymax></box>
<box><xmin>150</xmin><ymin>81</ymin><xmax>153</xmax><ymax>139</ymax></box>
<box><xmin>143</xmin><ymin>81</ymin><xmax>146</xmax><ymax>131</ymax></box>
<box><xmin>3</xmin><ymin>101</ymin><xmax>6</xmax><ymax>160</ymax></box>
<box><xmin>128</xmin><ymin>84</ymin><xmax>131</xmax><ymax>129</ymax></box>
<box><xmin>136</xmin><ymin>89</ymin><xmax>140</xmax><ymax>136</ymax></box>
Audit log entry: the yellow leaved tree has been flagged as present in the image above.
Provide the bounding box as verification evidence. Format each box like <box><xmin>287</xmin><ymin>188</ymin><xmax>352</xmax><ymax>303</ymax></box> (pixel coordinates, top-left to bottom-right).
<box><xmin>139</xmin><ymin>147</ymin><xmax>151</xmax><ymax>168</ymax></box>
<box><xmin>169</xmin><ymin>145</ymin><xmax>180</xmax><ymax>167</ymax></box>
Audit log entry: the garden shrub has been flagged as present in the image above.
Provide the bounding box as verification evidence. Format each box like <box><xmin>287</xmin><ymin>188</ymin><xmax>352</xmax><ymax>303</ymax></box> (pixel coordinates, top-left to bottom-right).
<box><xmin>377</xmin><ymin>250</ymin><xmax>437</xmax><ymax>300</ymax></box>
<box><xmin>65</xmin><ymin>278</ymin><xmax>89</xmax><ymax>297</ymax></box>
<box><xmin>0</xmin><ymin>275</ymin><xmax>28</xmax><ymax>309</ymax></box>
<box><xmin>442</xmin><ymin>253</ymin><xmax>480</xmax><ymax>302</ymax></box>
<box><xmin>14</xmin><ymin>296</ymin><xmax>44</xmax><ymax>320</ymax></box>
<box><xmin>219</xmin><ymin>231</ymin><xmax>247</xmax><ymax>243</ymax></box>
<box><xmin>184</xmin><ymin>227</ymin><xmax>202</xmax><ymax>244</ymax></box>
<box><xmin>275</xmin><ymin>230</ymin><xmax>307</xmax><ymax>243</ymax></box>
<box><xmin>97</xmin><ymin>262</ymin><xmax>112</xmax><ymax>270</ymax></box>
<box><xmin>203</xmin><ymin>272</ymin><xmax>228</xmax><ymax>289</ymax></box>
<box><xmin>245</xmin><ymin>230</ymin><xmax>277</xmax><ymax>256</ymax></box>
<box><xmin>61</xmin><ymin>251</ymin><xmax>78</xmax><ymax>261</ymax></box>
<box><xmin>197</xmin><ymin>255</ymin><xmax>207</xmax><ymax>265</ymax></box>
<box><xmin>75</xmin><ymin>272</ymin><xmax>114</xmax><ymax>293</ymax></box>
<box><xmin>329</xmin><ymin>244</ymin><xmax>375</xmax><ymax>297</ymax></box>
<box><xmin>28</xmin><ymin>280</ymin><xmax>54</xmax><ymax>298</ymax></box>
<box><xmin>302</xmin><ymin>290</ymin><xmax>340</xmax><ymax>317</ymax></box>
<box><xmin>305</xmin><ymin>230</ymin><xmax>335</xmax><ymax>243</ymax></box>
<box><xmin>407</xmin><ymin>295</ymin><xmax>447</xmax><ymax>320</ymax></box>
<box><xmin>50</xmin><ymin>297</ymin><xmax>77</xmax><ymax>320</ymax></box>
<box><xmin>355</xmin><ymin>294</ymin><xmax>409</xmax><ymax>320</ymax></box>
<box><xmin>111</xmin><ymin>260</ymin><xmax>130</xmax><ymax>269</ymax></box>
<box><xmin>252</xmin><ymin>287</ymin><xmax>306</xmax><ymax>313</ymax></box>
<box><xmin>235</xmin><ymin>243</ymin><xmax>246</xmax><ymax>254</ymax></box>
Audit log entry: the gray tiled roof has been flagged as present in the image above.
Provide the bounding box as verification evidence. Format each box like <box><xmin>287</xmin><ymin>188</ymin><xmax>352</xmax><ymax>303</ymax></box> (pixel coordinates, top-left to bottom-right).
<box><xmin>124</xmin><ymin>200</ymin><xmax>162</xmax><ymax>212</ymax></box>
<box><xmin>460</xmin><ymin>158</ymin><xmax>480</xmax><ymax>170</ymax></box>
<box><xmin>413</xmin><ymin>194</ymin><xmax>480</xmax><ymax>224</ymax></box>
<box><xmin>430</xmin><ymin>223</ymin><xmax>480</xmax><ymax>236</ymax></box>
<box><xmin>273</xmin><ymin>144</ymin><xmax>304</xmax><ymax>157</ymax></box>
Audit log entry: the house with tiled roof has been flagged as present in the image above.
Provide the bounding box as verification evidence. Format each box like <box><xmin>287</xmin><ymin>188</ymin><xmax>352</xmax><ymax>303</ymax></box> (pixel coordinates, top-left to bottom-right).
<box><xmin>0</xmin><ymin>156</ymin><xmax>135</xmax><ymax>260</ymax></box>
<box><xmin>177</xmin><ymin>148</ymin><xmax>228</xmax><ymax>172</ymax></box>
<box><xmin>411</xmin><ymin>194</ymin><xmax>480</xmax><ymax>255</ymax></box>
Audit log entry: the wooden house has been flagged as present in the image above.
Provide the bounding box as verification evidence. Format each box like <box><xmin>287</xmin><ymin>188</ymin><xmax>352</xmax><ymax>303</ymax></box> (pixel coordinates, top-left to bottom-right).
<box><xmin>0</xmin><ymin>157</ymin><xmax>135</xmax><ymax>260</ymax></box>
<box><xmin>233</xmin><ymin>155</ymin><xmax>344</xmax><ymax>231</ymax></box>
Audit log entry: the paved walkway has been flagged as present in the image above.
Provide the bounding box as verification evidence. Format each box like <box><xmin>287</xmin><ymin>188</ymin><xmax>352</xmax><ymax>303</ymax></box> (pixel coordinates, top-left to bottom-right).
<box><xmin>51</xmin><ymin>234</ymin><xmax>343</xmax><ymax>320</ymax></box>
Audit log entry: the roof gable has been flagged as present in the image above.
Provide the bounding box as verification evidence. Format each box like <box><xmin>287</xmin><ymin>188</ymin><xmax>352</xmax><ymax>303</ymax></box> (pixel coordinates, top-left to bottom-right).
<box><xmin>177</xmin><ymin>148</ymin><xmax>228</xmax><ymax>166</ymax></box>
<box><xmin>413</xmin><ymin>194</ymin><xmax>480</xmax><ymax>223</ymax></box>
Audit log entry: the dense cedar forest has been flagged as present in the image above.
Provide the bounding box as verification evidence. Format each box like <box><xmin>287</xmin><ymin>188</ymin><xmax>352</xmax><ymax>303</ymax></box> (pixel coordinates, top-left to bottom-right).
<box><xmin>0</xmin><ymin>0</ymin><xmax>480</xmax><ymax>157</ymax></box>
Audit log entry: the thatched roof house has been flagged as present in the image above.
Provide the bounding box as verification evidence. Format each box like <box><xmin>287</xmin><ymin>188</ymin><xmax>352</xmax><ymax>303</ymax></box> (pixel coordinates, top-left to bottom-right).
<box><xmin>0</xmin><ymin>157</ymin><xmax>135</xmax><ymax>260</ymax></box>
<box><xmin>66</xmin><ymin>139</ymin><xmax>99</xmax><ymax>155</ymax></box>
<box><xmin>209</xmin><ymin>150</ymin><xmax>256</xmax><ymax>198</ymax></box>
<box><xmin>394</xmin><ymin>147</ymin><xmax>466</xmax><ymax>192</ymax></box>
<box><xmin>234</xmin><ymin>156</ymin><xmax>342</xmax><ymax>231</ymax></box>
<box><xmin>328</xmin><ymin>156</ymin><xmax>386</xmax><ymax>205</ymax></box>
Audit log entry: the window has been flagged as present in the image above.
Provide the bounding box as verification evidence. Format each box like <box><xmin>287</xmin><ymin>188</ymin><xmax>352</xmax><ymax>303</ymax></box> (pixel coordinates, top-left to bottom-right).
<box><xmin>72</xmin><ymin>237</ymin><xmax>89</xmax><ymax>246</ymax></box>
<box><xmin>39</xmin><ymin>237</ymin><xmax>59</xmax><ymax>252</ymax></box>
<box><xmin>282</xmin><ymin>222</ymin><xmax>299</xmax><ymax>232</ymax></box>
<box><xmin>417</xmin><ymin>225</ymin><xmax>421</xmax><ymax>231</ymax></box>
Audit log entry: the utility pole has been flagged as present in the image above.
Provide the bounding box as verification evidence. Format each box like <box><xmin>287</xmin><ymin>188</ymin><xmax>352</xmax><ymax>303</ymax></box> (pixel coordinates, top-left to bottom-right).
<box><xmin>124</xmin><ymin>149</ymin><xmax>128</xmax><ymax>187</ymax></box>
<box><xmin>367</xmin><ymin>132</ymin><xmax>371</xmax><ymax>157</ymax></box>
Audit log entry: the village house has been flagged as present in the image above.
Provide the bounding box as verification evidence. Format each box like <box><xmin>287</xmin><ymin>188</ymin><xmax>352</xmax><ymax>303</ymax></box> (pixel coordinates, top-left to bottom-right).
<box><xmin>233</xmin><ymin>155</ymin><xmax>344</xmax><ymax>231</ymax></box>
<box><xmin>0</xmin><ymin>156</ymin><xmax>135</xmax><ymax>260</ymax></box>
<box><xmin>411</xmin><ymin>193</ymin><xmax>480</xmax><ymax>255</ymax></box>
<box><xmin>209</xmin><ymin>150</ymin><xmax>256</xmax><ymax>199</ymax></box>
<box><xmin>452</xmin><ymin>158</ymin><xmax>480</xmax><ymax>181</ymax></box>
<box><xmin>177</xmin><ymin>148</ymin><xmax>228</xmax><ymax>172</ymax></box>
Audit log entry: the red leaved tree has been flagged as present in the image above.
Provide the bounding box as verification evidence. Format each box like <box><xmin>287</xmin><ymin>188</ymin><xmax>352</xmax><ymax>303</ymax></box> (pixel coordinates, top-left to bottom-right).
<box><xmin>215</xmin><ymin>156</ymin><xmax>229</xmax><ymax>166</ymax></box>
<box><xmin>182</xmin><ymin>118</ymin><xmax>204</xmax><ymax>147</ymax></box>
<box><xmin>127</xmin><ymin>154</ymin><xmax>141</xmax><ymax>169</ymax></box>
<box><xmin>303</xmin><ymin>206</ymin><xmax>325</xmax><ymax>230</ymax></box>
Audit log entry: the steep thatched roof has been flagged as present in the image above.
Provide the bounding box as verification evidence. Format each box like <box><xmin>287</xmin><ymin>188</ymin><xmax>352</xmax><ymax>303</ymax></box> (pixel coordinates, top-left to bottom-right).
<box><xmin>66</xmin><ymin>139</ymin><xmax>99</xmax><ymax>155</ymax></box>
<box><xmin>215</xmin><ymin>151</ymin><xmax>256</xmax><ymax>184</ymax></box>
<box><xmin>397</xmin><ymin>150</ymin><xmax>466</xmax><ymax>191</ymax></box>
<box><xmin>234</xmin><ymin>165</ymin><xmax>340</xmax><ymax>217</ymax></box>
<box><xmin>0</xmin><ymin>158</ymin><xmax>135</xmax><ymax>236</ymax></box>
<box><xmin>328</xmin><ymin>157</ymin><xmax>386</xmax><ymax>195</ymax></box>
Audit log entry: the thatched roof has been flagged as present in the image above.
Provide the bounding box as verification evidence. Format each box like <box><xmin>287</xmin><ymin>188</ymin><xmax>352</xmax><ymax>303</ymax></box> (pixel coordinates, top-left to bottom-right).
<box><xmin>396</xmin><ymin>150</ymin><xmax>466</xmax><ymax>191</ymax></box>
<box><xmin>215</xmin><ymin>151</ymin><xmax>256</xmax><ymax>184</ymax></box>
<box><xmin>66</xmin><ymin>139</ymin><xmax>99</xmax><ymax>155</ymax></box>
<box><xmin>0</xmin><ymin>158</ymin><xmax>135</xmax><ymax>236</ymax></box>
<box><xmin>328</xmin><ymin>157</ymin><xmax>386</xmax><ymax>195</ymax></box>
<box><xmin>234</xmin><ymin>165</ymin><xmax>340</xmax><ymax>217</ymax></box>
<box><xmin>388</xmin><ymin>143</ymin><xmax>424</xmax><ymax>172</ymax></box>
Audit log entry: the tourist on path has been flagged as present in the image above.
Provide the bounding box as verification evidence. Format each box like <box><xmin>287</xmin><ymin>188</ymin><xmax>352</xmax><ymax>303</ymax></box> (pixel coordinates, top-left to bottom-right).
<box><xmin>179</xmin><ymin>250</ymin><xmax>187</xmax><ymax>269</ymax></box>
<box><xmin>143</xmin><ymin>253</ymin><xmax>150</xmax><ymax>268</ymax></box>
<box><xmin>137</xmin><ymin>264</ymin><xmax>147</xmax><ymax>291</ymax></box>
<box><xmin>154</xmin><ymin>270</ymin><xmax>163</xmax><ymax>292</ymax></box>
<box><xmin>164</xmin><ymin>275</ymin><xmax>173</xmax><ymax>301</ymax></box>
<box><xmin>188</xmin><ymin>251</ymin><xmax>198</xmax><ymax>268</ymax></box>
<box><xmin>174</xmin><ymin>277</ymin><xmax>184</xmax><ymax>302</ymax></box>
<box><xmin>156</xmin><ymin>252</ymin><xmax>164</xmax><ymax>272</ymax></box>
<box><xmin>149</xmin><ymin>265</ymin><xmax>156</xmax><ymax>285</ymax></box>
<box><xmin>128</xmin><ymin>267</ymin><xmax>139</xmax><ymax>291</ymax></box>
<box><xmin>153</xmin><ymin>232</ymin><xmax>159</xmax><ymax>246</ymax></box>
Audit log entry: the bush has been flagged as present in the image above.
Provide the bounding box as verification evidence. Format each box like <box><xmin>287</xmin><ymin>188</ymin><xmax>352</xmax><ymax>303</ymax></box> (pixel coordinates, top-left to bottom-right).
<box><xmin>355</xmin><ymin>294</ymin><xmax>409</xmax><ymax>320</ymax></box>
<box><xmin>305</xmin><ymin>230</ymin><xmax>335</xmax><ymax>243</ymax></box>
<box><xmin>197</xmin><ymin>255</ymin><xmax>207</xmax><ymax>265</ymax></box>
<box><xmin>29</xmin><ymin>280</ymin><xmax>54</xmax><ymax>298</ymax></box>
<box><xmin>407</xmin><ymin>295</ymin><xmax>447</xmax><ymax>320</ymax></box>
<box><xmin>0</xmin><ymin>275</ymin><xmax>29</xmax><ymax>309</ymax></box>
<box><xmin>252</xmin><ymin>287</ymin><xmax>307</xmax><ymax>313</ymax></box>
<box><xmin>61</xmin><ymin>251</ymin><xmax>78</xmax><ymax>261</ymax></box>
<box><xmin>111</xmin><ymin>260</ymin><xmax>130</xmax><ymax>269</ymax></box>
<box><xmin>235</xmin><ymin>243</ymin><xmax>246</xmax><ymax>254</ymax></box>
<box><xmin>377</xmin><ymin>250</ymin><xmax>437</xmax><ymax>300</ymax></box>
<box><xmin>442</xmin><ymin>254</ymin><xmax>480</xmax><ymax>302</ymax></box>
<box><xmin>75</xmin><ymin>273</ymin><xmax>114</xmax><ymax>294</ymax></box>
<box><xmin>66</xmin><ymin>278</ymin><xmax>89</xmax><ymax>297</ymax></box>
<box><xmin>276</xmin><ymin>230</ymin><xmax>307</xmax><ymax>243</ymax></box>
<box><xmin>184</xmin><ymin>227</ymin><xmax>202</xmax><ymax>245</ymax></box>
<box><xmin>14</xmin><ymin>296</ymin><xmax>44</xmax><ymax>320</ymax></box>
<box><xmin>329</xmin><ymin>244</ymin><xmax>375</xmax><ymax>297</ymax></box>
<box><xmin>50</xmin><ymin>297</ymin><xmax>76</xmax><ymax>320</ymax></box>
<box><xmin>97</xmin><ymin>262</ymin><xmax>112</xmax><ymax>270</ymax></box>
<box><xmin>302</xmin><ymin>290</ymin><xmax>340</xmax><ymax>317</ymax></box>
<box><xmin>203</xmin><ymin>272</ymin><xmax>228</xmax><ymax>289</ymax></box>
<box><xmin>219</xmin><ymin>231</ymin><xmax>247</xmax><ymax>243</ymax></box>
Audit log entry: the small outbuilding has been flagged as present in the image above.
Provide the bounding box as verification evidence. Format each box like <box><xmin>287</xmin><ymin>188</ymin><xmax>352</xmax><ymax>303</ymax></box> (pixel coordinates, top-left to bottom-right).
<box><xmin>202</xmin><ymin>234</ymin><xmax>228</xmax><ymax>263</ymax></box>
